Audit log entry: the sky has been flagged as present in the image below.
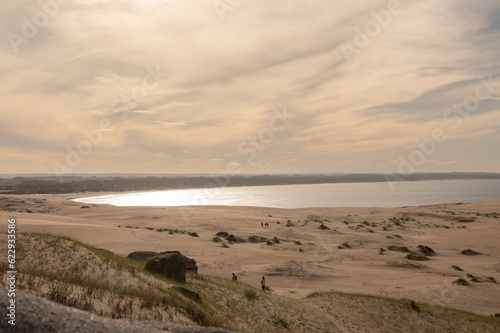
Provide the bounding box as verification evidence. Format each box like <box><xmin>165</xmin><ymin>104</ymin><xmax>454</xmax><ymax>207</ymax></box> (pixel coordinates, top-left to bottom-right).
<box><xmin>1</xmin><ymin>0</ymin><xmax>500</xmax><ymax>175</ymax></box>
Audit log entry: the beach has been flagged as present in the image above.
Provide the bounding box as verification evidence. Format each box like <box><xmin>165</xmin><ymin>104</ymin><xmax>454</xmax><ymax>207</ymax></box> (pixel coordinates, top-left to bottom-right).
<box><xmin>1</xmin><ymin>194</ymin><xmax>499</xmax><ymax>319</ymax></box>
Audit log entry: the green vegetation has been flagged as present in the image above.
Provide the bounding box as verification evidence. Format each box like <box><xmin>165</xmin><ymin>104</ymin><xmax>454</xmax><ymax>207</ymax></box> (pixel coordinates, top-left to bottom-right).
<box><xmin>244</xmin><ymin>289</ymin><xmax>259</xmax><ymax>301</ymax></box>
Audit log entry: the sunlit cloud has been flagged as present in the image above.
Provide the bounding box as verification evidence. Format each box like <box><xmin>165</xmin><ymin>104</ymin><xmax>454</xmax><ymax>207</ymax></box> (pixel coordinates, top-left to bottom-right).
<box><xmin>0</xmin><ymin>0</ymin><xmax>499</xmax><ymax>174</ymax></box>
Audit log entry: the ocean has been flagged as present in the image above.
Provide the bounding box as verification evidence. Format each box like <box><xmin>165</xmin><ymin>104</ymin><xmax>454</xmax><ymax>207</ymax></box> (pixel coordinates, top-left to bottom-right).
<box><xmin>74</xmin><ymin>179</ymin><xmax>500</xmax><ymax>208</ymax></box>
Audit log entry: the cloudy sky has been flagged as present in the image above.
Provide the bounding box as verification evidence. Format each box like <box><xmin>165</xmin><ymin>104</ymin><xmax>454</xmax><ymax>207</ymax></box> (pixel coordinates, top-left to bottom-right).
<box><xmin>1</xmin><ymin>0</ymin><xmax>500</xmax><ymax>175</ymax></box>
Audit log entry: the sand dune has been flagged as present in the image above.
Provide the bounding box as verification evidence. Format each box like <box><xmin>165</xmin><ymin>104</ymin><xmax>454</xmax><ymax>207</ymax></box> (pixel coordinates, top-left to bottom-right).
<box><xmin>1</xmin><ymin>194</ymin><xmax>499</xmax><ymax>330</ymax></box>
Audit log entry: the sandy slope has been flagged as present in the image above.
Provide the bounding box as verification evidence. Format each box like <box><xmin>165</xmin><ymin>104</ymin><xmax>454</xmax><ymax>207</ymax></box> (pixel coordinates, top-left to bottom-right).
<box><xmin>0</xmin><ymin>194</ymin><xmax>499</xmax><ymax>318</ymax></box>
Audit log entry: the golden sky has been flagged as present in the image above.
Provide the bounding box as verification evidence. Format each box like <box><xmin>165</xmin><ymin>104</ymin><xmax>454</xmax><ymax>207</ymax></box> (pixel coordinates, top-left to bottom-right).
<box><xmin>1</xmin><ymin>0</ymin><xmax>500</xmax><ymax>174</ymax></box>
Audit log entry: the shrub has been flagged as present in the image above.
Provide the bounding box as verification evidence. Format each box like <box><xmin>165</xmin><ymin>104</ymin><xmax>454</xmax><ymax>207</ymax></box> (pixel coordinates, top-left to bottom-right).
<box><xmin>272</xmin><ymin>315</ymin><xmax>290</xmax><ymax>328</ymax></box>
<box><xmin>187</xmin><ymin>232</ymin><xmax>199</xmax><ymax>237</ymax></box>
<box><xmin>244</xmin><ymin>289</ymin><xmax>258</xmax><ymax>301</ymax></box>
<box><xmin>216</xmin><ymin>231</ymin><xmax>229</xmax><ymax>238</ymax></box>
<box><xmin>212</xmin><ymin>237</ymin><xmax>222</xmax><ymax>243</ymax></box>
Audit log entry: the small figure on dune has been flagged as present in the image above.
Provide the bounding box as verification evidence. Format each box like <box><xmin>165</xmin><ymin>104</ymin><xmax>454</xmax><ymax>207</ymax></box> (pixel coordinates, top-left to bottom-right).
<box><xmin>261</xmin><ymin>222</ymin><xmax>264</xmax><ymax>227</ymax></box>
<box><xmin>232</xmin><ymin>272</ymin><xmax>237</xmax><ymax>281</ymax></box>
<box><xmin>261</xmin><ymin>276</ymin><xmax>266</xmax><ymax>291</ymax></box>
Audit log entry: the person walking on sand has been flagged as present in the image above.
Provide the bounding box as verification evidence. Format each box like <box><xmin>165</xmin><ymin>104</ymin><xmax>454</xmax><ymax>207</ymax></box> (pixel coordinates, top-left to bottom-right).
<box><xmin>261</xmin><ymin>276</ymin><xmax>266</xmax><ymax>291</ymax></box>
<box><xmin>232</xmin><ymin>273</ymin><xmax>237</xmax><ymax>281</ymax></box>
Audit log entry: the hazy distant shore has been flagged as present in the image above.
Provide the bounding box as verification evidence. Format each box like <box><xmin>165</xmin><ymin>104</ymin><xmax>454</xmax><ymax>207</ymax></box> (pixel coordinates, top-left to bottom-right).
<box><xmin>1</xmin><ymin>172</ymin><xmax>500</xmax><ymax>194</ymax></box>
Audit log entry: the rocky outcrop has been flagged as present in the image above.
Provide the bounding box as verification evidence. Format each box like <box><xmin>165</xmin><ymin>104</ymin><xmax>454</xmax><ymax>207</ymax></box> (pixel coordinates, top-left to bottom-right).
<box><xmin>461</xmin><ymin>249</ymin><xmax>482</xmax><ymax>256</ymax></box>
<box><xmin>387</xmin><ymin>245</ymin><xmax>410</xmax><ymax>253</ymax></box>
<box><xmin>127</xmin><ymin>251</ymin><xmax>198</xmax><ymax>273</ymax></box>
<box><xmin>160</xmin><ymin>251</ymin><xmax>198</xmax><ymax>273</ymax></box>
<box><xmin>0</xmin><ymin>286</ymin><xmax>232</xmax><ymax>333</ymax></box>
<box><xmin>127</xmin><ymin>251</ymin><xmax>159</xmax><ymax>261</ymax></box>
<box><xmin>145</xmin><ymin>253</ymin><xmax>187</xmax><ymax>283</ymax></box>
<box><xmin>417</xmin><ymin>245</ymin><xmax>436</xmax><ymax>256</ymax></box>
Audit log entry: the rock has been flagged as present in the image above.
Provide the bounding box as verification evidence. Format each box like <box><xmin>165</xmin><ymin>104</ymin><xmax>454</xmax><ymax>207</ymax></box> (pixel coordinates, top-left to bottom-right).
<box><xmin>0</xmin><ymin>286</ymin><xmax>232</xmax><ymax>333</ymax></box>
<box><xmin>160</xmin><ymin>251</ymin><xmax>198</xmax><ymax>274</ymax></box>
<box><xmin>387</xmin><ymin>245</ymin><xmax>410</xmax><ymax>253</ymax></box>
<box><xmin>128</xmin><ymin>251</ymin><xmax>198</xmax><ymax>273</ymax></box>
<box><xmin>145</xmin><ymin>253</ymin><xmax>186</xmax><ymax>283</ymax></box>
<box><xmin>461</xmin><ymin>249</ymin><xmax>482</xmax><ymax>256</ymax></box>
<box><xmin>319</xmin><ymin>224</ymin><xmax>330</xmax><ymax>230</ymax></box>
<box><xmin>417</xmin><ymin>245</ymin><xmax>436</xmax><ymax>256</ymax></box>
<box><xmin>127</xmin><ymin>251</ymin><xmax>160</xmax><ymax>261</ymax></box>
<box><xmin>406</xmin><ymin>253</ymin><xmax>429</xmax><ymax>261</ymax></box>
<box><xmin>342</xmin><ymin>242</ymin><xmax>351</xmax><ymax>249</ymax></box>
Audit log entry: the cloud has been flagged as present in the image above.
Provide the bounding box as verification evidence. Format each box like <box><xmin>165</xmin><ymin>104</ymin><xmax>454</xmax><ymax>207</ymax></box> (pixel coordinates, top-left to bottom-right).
<box><xmin>0</xmin><ymin>0</ymin><xmax>499</xmax><ymax>174</ymax></box>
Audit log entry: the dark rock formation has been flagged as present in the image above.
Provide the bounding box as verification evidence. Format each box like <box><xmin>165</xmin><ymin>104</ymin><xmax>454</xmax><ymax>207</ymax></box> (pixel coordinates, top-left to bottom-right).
<box><xmin>417</xmin><ymin>245</ymin><xmax>436</xmax><ymax>256</ymax></box>
<box><xmin>387</xmin><ymin>245</ymin><xmax>410</xmax><ymax>253</ymax></box>
<box><xmin>161</xmin><ymin>251</ymin><xmax>198</xmax><ymax>273</ymax></box>
<box><xmin>461</xmin><ymin>249</ymin><xmax>482</xmax><ymax>256</ymax></box>
<box><xmin>145</xmin><ymin>253</ymin><xmax>186</xmax><ymax>283</ymax></box>
<box><xmin>128</xmin><ymin>251</ymin><xmax>198</xmax><ymax>273</ymax></box>
<box><xmin>127</xmin><ymin>251</ymin><xmax>160</xmax><ymax>261</ymax></box>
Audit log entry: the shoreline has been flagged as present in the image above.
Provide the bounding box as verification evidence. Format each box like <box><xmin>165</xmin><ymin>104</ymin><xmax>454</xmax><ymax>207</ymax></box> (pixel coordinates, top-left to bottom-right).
<box><xmin>70</xmin><ymin>179</ymin><xmax>500</xmax><ymax>209</ymax></box>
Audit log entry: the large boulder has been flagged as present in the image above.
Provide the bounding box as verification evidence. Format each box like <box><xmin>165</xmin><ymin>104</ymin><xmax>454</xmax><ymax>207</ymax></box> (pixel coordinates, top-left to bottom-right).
<box><xmin>160</xmin><ymin>251</ymin><xmax>198</xmax><ymax>273</ymax></box>
<box><xmin>127</xmin><ymin>251</ymin><xmax>198</xmax><ymax>274</ymax></box>
<box><xmin>127</xmin><ymin>251</ymin><xmax>159</xmax><ymax>261</ymax></box>
<box><xmin>145</xmin><ymin>253</ymin><xmax>186</xmax><ymax>283</ymax></box>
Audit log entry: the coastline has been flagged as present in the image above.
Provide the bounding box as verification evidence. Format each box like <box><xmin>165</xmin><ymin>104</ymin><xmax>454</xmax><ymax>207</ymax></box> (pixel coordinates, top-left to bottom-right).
<box><xmin>70</xmin><ymin>179</ymin><xmax>500</xmax><ymax>209</ymax></box>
